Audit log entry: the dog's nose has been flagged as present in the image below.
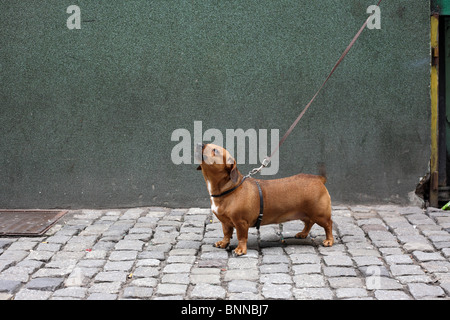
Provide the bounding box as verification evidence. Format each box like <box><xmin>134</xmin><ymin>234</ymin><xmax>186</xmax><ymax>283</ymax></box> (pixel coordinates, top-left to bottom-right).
<box><xmin>195</xmin><ymin>143</ymin><xmax>205</xmax><ymax>155</ymax></box>
<box><xmin>194</xmin><ymin>143</ymin><xmax>205</xmax><ymax>162</ymax></box>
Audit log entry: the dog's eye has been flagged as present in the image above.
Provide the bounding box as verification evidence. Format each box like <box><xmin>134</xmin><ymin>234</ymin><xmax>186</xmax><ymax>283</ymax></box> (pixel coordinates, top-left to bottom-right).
<box><xmin>212</xmin><ymin>148</ymin><xmax>220</xmax><ymax>156</ymax></box>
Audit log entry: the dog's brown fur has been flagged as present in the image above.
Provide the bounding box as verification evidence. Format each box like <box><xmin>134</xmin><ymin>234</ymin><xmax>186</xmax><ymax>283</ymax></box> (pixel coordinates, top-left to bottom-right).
<box><xmin>196</xmin><ymin>143</ymin><xmax>333</xmax><ymax>256</ymax></box>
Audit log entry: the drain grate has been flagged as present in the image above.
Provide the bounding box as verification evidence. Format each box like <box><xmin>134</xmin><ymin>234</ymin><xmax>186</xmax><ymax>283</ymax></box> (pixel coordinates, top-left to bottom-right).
<box><xmin>0</xmin><ymin>210</ymin><xmax>68</xmax><ymax>236</ymax></box>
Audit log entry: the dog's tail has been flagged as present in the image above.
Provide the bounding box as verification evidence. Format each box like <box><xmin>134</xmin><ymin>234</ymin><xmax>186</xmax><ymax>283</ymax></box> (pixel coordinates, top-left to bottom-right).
<box><xmin>317</xmin><ymin>162</ymin><xmax>327</xmax><ymax>184</ymax></box>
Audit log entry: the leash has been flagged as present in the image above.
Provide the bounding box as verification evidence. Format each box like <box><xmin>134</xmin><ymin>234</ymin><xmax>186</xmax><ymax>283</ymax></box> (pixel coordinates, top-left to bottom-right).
<box><xmin>246</xmin><ymin>0</ymin><xmax>382</xmax><ymax>246</ymax></box>
<box><xmin>215</xmin><ymin>2</ymin><xmax>383</xmax><ymax>250</ymax></box>
<box><xmin>246</xmin><ymin>0</ymin><xmax>383</xmax><ymax>178</ymax></box>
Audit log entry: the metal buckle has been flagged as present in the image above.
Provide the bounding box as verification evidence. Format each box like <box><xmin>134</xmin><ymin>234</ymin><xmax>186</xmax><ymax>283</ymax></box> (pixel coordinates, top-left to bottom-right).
<box><xmin>246</xmin><ymin>158</ymin><xmax>271</xmax><ymax>178</ymax></box>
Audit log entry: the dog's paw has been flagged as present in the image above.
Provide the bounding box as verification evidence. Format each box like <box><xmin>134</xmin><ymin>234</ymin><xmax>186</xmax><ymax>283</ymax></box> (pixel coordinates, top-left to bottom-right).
<box><xmin>214</xmin><ymin>240</ymin><xmax>229</xmax><ymax>249</ymax></box>
<box><xmin>233</xmin><ymin>246</ymin><xmax>247</xmax><ymax>256</ymax></box>
<box><xmin>295</xmin><ymin>232</ymin><xmax>309</xmax><ymax>239</ymax></box>
<box><xmin>322</xmin><ymin>239</ymin><xmax>334</xmax><ymax>247</ymax></box>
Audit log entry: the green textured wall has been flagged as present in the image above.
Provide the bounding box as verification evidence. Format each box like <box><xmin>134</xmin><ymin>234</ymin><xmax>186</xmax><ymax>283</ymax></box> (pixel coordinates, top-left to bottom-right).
<box><xmin>1</xmin><ymin>0</ymin><xmax>430</xmax><ymax>208</ymax></box>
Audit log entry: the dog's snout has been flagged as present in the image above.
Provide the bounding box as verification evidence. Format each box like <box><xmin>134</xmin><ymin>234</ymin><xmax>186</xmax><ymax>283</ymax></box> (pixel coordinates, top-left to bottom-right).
<box><xmin>195</xmin><ymin>143</ymin><xmax>206</xmax><ymax>163</ymax></box>
<box><xmin>196</xmin><ymin>143</ymin><xmax>206</xmax><ymax>150</ymax></box>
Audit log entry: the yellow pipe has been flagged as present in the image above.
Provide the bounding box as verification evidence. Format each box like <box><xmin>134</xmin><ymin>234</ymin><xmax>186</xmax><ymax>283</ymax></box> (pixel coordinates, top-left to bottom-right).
<box><xmin>430</xmin><ymin>15</ymin><xmax>439</xmax><ymax>207</ymax></box>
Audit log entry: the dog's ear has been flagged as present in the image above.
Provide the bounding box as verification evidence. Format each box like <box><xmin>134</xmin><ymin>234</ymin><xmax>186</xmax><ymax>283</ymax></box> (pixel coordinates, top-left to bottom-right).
<box><xmin>228</xmin><ymin>160</ymin><xmax>238</xmax><ymax>183</ymax></box>
<box><xmin>197</xmin><ymin>165</ymin><xmax>202</xmax><ymax>170</ymax></box>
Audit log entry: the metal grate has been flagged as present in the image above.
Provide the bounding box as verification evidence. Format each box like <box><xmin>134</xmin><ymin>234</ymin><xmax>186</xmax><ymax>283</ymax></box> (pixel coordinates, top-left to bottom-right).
<box><xmin>0</xmin><ymin>210</ymin><xmax>67</xmax><ymax>236</ymax></box>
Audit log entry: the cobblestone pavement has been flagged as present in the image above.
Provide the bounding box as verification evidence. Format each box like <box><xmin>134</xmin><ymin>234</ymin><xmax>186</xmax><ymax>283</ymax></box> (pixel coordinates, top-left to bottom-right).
<box><xmin>1</xmin><ymin>205</ymin><xmax>450</xmax><ymax>300</ymax></box>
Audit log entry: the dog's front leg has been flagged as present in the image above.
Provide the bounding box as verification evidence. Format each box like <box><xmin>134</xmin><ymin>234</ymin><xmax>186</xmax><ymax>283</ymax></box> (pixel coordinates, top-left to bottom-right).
<box><xmin>234</xmin><ymin>221</ymin><xmax>249</xmax><ymax>256</ymax></box>
<box><xmin>214</xmin><ymin>223</ymin><xmax>233</xmax><ymax>249</ymax></box>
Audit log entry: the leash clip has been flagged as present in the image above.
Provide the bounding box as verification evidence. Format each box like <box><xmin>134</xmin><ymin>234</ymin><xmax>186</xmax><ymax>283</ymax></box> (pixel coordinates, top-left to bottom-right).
<box><xmin>261</xmin><ymin>158</ymin><xmax>270</xmax><ymax>167</ymax></box>
<box><xmin>246</xmin><ymin>158</ymin><xmax>270</xmax><ymax>178</ymax></box>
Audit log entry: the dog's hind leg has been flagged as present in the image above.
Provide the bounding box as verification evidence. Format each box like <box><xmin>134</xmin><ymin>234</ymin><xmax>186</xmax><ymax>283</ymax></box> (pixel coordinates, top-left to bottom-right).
<box><xmin>295</xmin><ymin>219</ymin><xmax>314</xmax><ymax>239</ymax></box>
<box><xmin>316</xmin><ymin>218</ymin><xmax>334</xmax><ymax>247</ymax></box>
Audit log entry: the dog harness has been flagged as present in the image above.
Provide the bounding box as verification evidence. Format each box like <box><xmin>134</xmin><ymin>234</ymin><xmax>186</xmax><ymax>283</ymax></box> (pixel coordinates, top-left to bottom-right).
<box><xmin>209</xmin><ymin>176</ymin><xmax>264</xmax><ymax>230</ymax></box>
<box><xmin>253</xmin><ymin>180</ymin><xmax>264</xmax><ymax>230</ymax></box>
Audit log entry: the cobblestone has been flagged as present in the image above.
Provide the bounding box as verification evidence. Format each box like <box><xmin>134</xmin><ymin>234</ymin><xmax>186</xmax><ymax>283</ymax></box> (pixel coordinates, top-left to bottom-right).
<box><xmin>26</xmin><ymin>277</ymin><xmax>64</xmax><ymax>291</ymax></box>
<box><xmin>335</xmin><ymin>288</ymin><xmax>368</xmax><ymax>299</ymax></box>
<box><xmin>0</xmin><ymin>280</ymin><xmax>22</xmax><ymax>293</ymax></box>
<box><xmin>408</xmin><ymin>283</ymin><xmax>446</xmax><ymax>299</ymax></box>
<box><xmin>123</xmin><ymin>286</ymin><xmax>154</xmax><ymax>299</ymax></box>
<box><xmin>0</xmin><ymin>205</ymin><xmax>449</xmax><ymax>300</ymax></box>
<box><xmin>156</xmin><ymin>283</ymin><xmax>188</xmax><ymax>296</ymax></box>
<box><xmin>52</xmin><ymin>287</ymin><xmax>87</xmax><ymax>299</ymax></box>
<box><xmin>190</xmin><ymin>283</ymin><xmax>226</xmax><ymax>299</ymax></box>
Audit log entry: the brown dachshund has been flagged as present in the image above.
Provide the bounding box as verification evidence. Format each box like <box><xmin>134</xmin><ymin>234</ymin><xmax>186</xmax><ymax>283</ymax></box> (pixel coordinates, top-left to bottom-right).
<box><xmin>196</xmin><ymin>143</ymin><xmax>333</xmax><ymax>256</ymax></box>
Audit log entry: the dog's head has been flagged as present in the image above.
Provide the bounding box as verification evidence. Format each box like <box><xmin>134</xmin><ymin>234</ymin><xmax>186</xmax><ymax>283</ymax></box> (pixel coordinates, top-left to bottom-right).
<box><xmin>195</xmin><ymin>143</ymin><xmax>239</xmax><ymax>183</ymax></box>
